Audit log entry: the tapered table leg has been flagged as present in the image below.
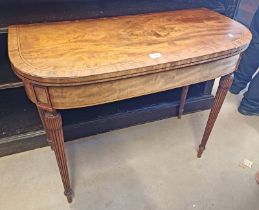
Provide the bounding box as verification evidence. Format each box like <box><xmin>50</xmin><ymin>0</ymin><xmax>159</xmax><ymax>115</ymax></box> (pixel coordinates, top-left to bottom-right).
<box><xmin>197</xmin><ymin>73</ymin><xmax>233</xmax><ymax>158</ymax></box>
<box><xmin>178</xmin><ymin>85</ymin><xmax>189</xmax><ymax>119</ymax></box>
<box><xmin>37</xmin><ymin>107</ymin><xmax>53</xmax><ymax>150</ymax></box>
<box><xmin>43</xmin><ymin>110</ymin><xmax>73</xmax><ymax>203</ymax></box>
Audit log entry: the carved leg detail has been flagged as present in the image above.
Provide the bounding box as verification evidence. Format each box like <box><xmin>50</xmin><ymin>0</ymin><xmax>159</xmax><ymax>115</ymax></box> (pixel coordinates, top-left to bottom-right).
<box><xmin>197</xmin><ymin>73</ymin><xmax>233</xmax><ymax>158</ymax></box>
<box><xmin>44</xmin><ymin>111</ymin><xmax>73</xmax><ymax>203</ymax></box>
<box><xmin>178</xmin><ymin>85</ymin><xmax>189</xmax><ymax>119</ymax></box>
<box><xmin>37</xmin><ymin>107</ymin><xmax>54</xmax><ymax>150</ymax></box>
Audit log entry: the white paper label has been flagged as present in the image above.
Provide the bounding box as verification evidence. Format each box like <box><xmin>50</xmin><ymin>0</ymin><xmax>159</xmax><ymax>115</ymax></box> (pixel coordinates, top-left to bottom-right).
<box><xmin>149</xmin><ymin>53</ymin><xmax>162</xmax><ymax>59</ymax></box>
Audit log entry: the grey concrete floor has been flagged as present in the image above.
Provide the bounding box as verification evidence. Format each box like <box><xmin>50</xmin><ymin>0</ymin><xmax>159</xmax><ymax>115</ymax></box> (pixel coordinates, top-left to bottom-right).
<box><xmin>1</xmin><ymin>89</ymin><xmax>259</xmax><ymax>210</ymax></box>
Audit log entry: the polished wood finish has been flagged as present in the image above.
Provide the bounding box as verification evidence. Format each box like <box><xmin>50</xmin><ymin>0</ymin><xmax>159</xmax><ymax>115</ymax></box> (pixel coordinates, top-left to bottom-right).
<box><xmin>8</xmin><ymin>9</ymin><xmax>251</xmax><ymax>203</ymax></box>
<box><xmin>197</xmin><ymin>73</ymin><xmax>234</xmax><ymax>158</ymax></box>
<box><xmin>8</xmin><ymin>8</ymin><xmax>250</xmax><ymax>85</ymax></box>
<box><xmin>178</xmin><ymin>86</ymin><xmax>189</xmax><ymax>119</ymax></box>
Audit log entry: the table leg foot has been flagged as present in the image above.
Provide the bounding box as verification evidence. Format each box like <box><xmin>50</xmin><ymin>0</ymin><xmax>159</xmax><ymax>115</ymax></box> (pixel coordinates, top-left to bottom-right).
<box><xmin>44</xmin><ymin>110</ymin><xmax>73</xmax><ymax>203</ymax></box>
<box><xmin>197</xmin><ymin>145</ymin><xmax>205</xmax><ymax>158</ymax></box>
<box><xmin>197</xmin><ymin>73</ymin><xmax>233</xmax><ymax>158</ymax></box>
<box><xmin>65</xmin><ymin>189</ymin><xmax>73</xmax><ymax>203</ymax></box>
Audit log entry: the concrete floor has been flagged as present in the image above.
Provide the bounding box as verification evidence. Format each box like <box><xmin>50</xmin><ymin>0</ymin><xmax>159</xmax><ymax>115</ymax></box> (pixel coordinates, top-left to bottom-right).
<box><xmin>1</xmin><ymin>89</ymin><xmax>259</xmax><ymax>210</ymax></box>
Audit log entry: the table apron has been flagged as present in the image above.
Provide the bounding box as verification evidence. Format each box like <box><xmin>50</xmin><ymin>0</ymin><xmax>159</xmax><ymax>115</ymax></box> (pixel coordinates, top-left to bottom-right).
<box><xmin>23</xmin><ymin>54</ymin><xmax>239</xmax><ymax>110</ymax></box>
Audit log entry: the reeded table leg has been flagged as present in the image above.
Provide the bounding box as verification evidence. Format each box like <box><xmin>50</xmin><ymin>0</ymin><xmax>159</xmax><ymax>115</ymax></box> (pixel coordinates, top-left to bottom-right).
<box><xmin>43</xmin><ymin>110</ymin><xmax>73</xmax><ymax>203</ymax></box>
<box><xmin>197</xmin><ymin>73</ymin><xmax>233</xmax><ymax>158</ymax></box>
<box><xmin>178</xmin><ymin>85</ymin><xmax>189</xmax><ymax>119</ymax></box>
<box><xmin>37</xmin><ymin>107</ymin><xmax>53</xmax><ymax>150</ymax></box>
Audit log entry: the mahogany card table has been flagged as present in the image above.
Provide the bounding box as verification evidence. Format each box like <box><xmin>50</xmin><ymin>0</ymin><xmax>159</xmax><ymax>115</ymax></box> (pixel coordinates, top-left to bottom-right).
<box><xmin>8</xmin><ymin>8</ymin><xmax>251</xmax><ymax>203</ymax></box>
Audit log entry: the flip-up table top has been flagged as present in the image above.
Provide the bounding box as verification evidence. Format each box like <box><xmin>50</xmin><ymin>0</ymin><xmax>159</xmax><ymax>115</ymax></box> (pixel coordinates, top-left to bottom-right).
<box><xmin>8</xmin><ymin>8</ymin><xmax>251</xmax><ymax>85</ymax></box>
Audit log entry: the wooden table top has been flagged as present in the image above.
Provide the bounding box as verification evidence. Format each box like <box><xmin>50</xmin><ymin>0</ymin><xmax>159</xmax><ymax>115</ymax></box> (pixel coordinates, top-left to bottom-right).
<box><xmin>8</xmin><ymin>8</ymin><xmax>251</xmax><ymax>85</ymax></box>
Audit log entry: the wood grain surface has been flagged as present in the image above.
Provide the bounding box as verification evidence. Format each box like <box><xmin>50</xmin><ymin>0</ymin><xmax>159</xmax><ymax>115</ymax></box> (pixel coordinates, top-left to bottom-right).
<box><xmin>22</xmin><ymin>55</ymin><xmax>238</xmax><ymax>109</ymax></box>
<box><xmin>8</xmin><ymin>8</ymin><xmax>251</xmax><ymax>85</ymax></box>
